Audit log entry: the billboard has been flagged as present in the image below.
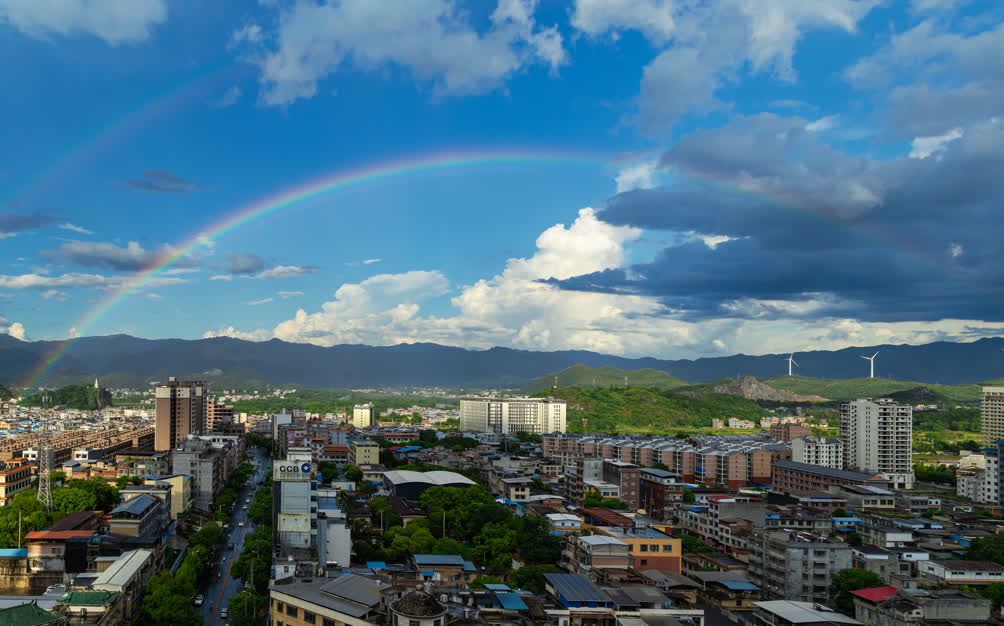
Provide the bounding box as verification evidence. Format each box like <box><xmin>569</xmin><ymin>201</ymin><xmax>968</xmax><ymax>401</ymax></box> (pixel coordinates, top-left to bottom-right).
<box><xmin>273</xmin><ymin>461</ymin><xmax>312</xmax><ymax>482</ymax></box>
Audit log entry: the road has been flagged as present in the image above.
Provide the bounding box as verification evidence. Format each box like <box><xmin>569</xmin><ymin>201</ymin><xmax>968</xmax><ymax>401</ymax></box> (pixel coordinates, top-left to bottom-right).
<box><xmin>200</xmin><ymin>446</ymin><xmax>269</xmax><ymax>626</ymax></box>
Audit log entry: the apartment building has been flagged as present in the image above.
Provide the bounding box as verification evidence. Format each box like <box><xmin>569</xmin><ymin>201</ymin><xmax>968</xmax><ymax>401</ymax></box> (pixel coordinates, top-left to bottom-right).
<box><xmin>350</xmin><ymin>439</ymin><xmax>379</xmax><ymax>467</ymax></box>
<box><xmin>791</xmin><ymin>436</ymin><xmax>843</xmax><ymax>469</ymax></box>
<box><xmin>840</xmin><ymin>398</ymin><xmax>914</xmax><ymax>489</ymax></box>
<box><xmin>154</xmin><ymin>378</ymin><xmax>207</xmax><ymax>451</ymax></box>
<box><xmin>170</xmin><ymin>438</ymin><xmax>223</xmax><ymax>513</ymax></box>
<box><xmin>352</xmin><ymin>403</ymin><xmax>375</xmax><ymax>429</ymax></box>
<box><xmin>459</xmin><ymin>397</ymin><xmax>566</xmax><ymax>435</ymax></box>
<box><xmin>747</xmin><ymin>530</ymin><xmax>852</xmax><ymax>604</ymax></box>
<box><xmin>594</xmin><ymin>526</ymin><xmax>681</xmax><ymax>572</ymax></box>
<box><xmin>603</xmin><ymin>460</ymin><xmax>640</xmax><ymax>508</ymax></box>
<box><xmin>957</xmin><ymin>443</ymin><xmax>1000</xmax><ymax>504</ymax></box>
<box><xmin>269</xmin><ymin>574</ymin><xmax>388</xmax><ymax>626</ymax></box>
<box><xmin>771</xmin><ymin>461</ymin><xmax>892</xmax><ymax>495</ymax></box>
<box><xmin>0</xmin><ymin>458</ymin><xmax>33</xmax><ymax>506</ymax></box>
<box><xmin>770</xmin><ymin>423</ymin><xmax>812</xmax><ymax>442</ymax></box>
<box><xmin>205</xmin><ymin>399</ymin><xmax>234</xmax><ymax>431</ymax></box>
<box><xmin>273</xmin><ymin>447</ymin><xmax>317</xmax><ymax>556</ymax></box>
<box><xmin>680</xmin><ymin>496</ymin><xmax>767</xmax><ymax>558</ymax></box>
<box><xmin>639</xmin><ymin>468</ymin><xmax>684</xmax><ymax>521</ymax></box>
<box><xmin>562</xmin><ymin>534</ymin><xmax>630</xmax><ymax>575</ymax></box>
<box><xmin>982</xmin><ymin>386</ymin><xmax>1004</xmax><ymax>446</ymax></box>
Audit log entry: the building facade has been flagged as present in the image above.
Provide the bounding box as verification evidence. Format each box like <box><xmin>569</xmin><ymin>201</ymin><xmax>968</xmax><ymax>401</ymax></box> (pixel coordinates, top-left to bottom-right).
<box><xmin>747</xmin><ymin>530</ymin><xmax>852</xmax><ymax>604</ymax></box>
<box><xmin>839</xmin><ymin>399</ymin><xmax>914</xmax><ymax>489</ymax></box>
<box><xmin>154</xmin><ymin>378</ymin><xmax>207</xmax><ymax>451</ymax></box>
<box><xmin>460</xmin><ymin>397</ymin><xmax>567</xmax><ymax>435</ymax></box>
<box><xmin>353</xmin><ymin>403</ymin><xmax>375</xmax><ymax>429</ymax></box>
<box><xmin>792</xmin><ymin>436</ymin><xmax>844</xmax><ymax>469</ymax></box>
<box><xmin>982</xmin><ymin>386</ymin><xmax>1004</xmax><ymax>446</ymax></box>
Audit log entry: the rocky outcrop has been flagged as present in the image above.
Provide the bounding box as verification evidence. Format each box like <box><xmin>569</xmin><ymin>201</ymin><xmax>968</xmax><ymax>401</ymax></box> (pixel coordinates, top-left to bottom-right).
<box><xmin>713</xmin><ymin>375</ymin><xmax>825</xmax><ymax>402</ymax></box>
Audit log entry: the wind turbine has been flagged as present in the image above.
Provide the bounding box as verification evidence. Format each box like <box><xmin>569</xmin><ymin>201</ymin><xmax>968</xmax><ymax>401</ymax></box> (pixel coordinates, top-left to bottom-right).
<box><xmin>861</xmin><ymin>351</ymin><xmax>879</xmax><ymax>379</ymax></box>
<box><xmin>787</xmin><ymin>354</ymin><xmax>799</xmax><ymax>376</ymax></box>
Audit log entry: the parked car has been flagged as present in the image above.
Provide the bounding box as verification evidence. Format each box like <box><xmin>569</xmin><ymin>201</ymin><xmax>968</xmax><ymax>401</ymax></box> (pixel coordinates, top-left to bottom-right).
<box><xmin>221</xmin><ymin>608</ymin><xmax>228</xmax><ymax>619</ymax></box>
<box><xmin>194</xmin><ymin>595</ymin><xmax>204</xmax><ymax>607</ymax></box>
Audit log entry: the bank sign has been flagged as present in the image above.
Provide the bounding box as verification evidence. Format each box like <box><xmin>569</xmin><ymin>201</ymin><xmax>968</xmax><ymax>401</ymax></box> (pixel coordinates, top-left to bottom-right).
<box><xmin>273</xmin><ymin>461</ymin><xmax>312</xmax><ymax>482</ymax></box>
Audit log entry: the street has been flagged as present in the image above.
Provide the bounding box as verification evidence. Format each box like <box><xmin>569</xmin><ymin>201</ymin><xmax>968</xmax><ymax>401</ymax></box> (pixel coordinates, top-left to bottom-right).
<box><xmin>200</xmin><ymin>447</ymin><xmax>269</xmax><ymax>626</ymax></box>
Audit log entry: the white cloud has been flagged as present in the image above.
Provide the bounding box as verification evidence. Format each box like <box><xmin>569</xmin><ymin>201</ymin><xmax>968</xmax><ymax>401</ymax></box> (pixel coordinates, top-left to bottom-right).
<box><xmin>203</xmin><ymin>326</ymin><xmax>272</xmax><ymax>342</ymax></box>
<box><xmin>692</xmin><ymin>233</ymin><xmax>738</xmax><ymax>249</ymax></box>
<box><xmin>146</xmin><ymin>293</ymin><xmax>162</xmax><ymax>301</ymax></box>
<box><xmin>0</xmin><ymin>233</ymin><xmax>16</xmax><ymax>240</ymax></box>
<box><xmin>41</xmin><ymin>289</ymin><xmax>69</xmax><ymax>301</ymax></box>
<box><xmin>253</xmin><ymin>265</ymin><xmax>319</xmax><ymax>280</ymax></box>
<box><xmin>58</xmin><ymin>222</ymin><xmax>93</xmax><ymax>235</ymax></box>
<box><xmin>278</xmin><ymin>291</ymin><xmax>303</xmax><ymax>298</ymax></box>
<box><xmin>805</xmin><ymin>114</ymin><xmax>839</xmax><ymax>132</ymax></box>
<box><xmin>909</xmin><ymin>127</ymin><xmax>964</xmax><ymax>159</ymax></box>
<box><xmin>0</xmin><ymin>0</ymin><xmax>167</xmax><ymax>45</ymax></box>
<box><xmin>163</xmin><ymin>268</ymin><xmax>200</xmax><ymax>276</ymax></box>
<box><xmin>0</xmin><ymin>272</ymin><xmax>185</xmax><ymax>291</ymax></box>
<box><xmin>210</xmin><ymin>274</ymin><xmax>233</xmax><ymax>281</ymax></box>
<box><xmin>951</xmin><ymin>243</ymin><xmax>964</xmax><ymax>258</ymax></box>
<box><xmin>615</xmin><ymin>161</ymin><xmax>658</xmax><ymax>193</ymax></box>
<box><xmin>218</xmin><ymin>85</ymin><xmax>242</xmax><ymax>108</ymax></box>
<box><xmin>579</xmin><ymin>0</ymin><xmax>877</xmax><ymax>132</ymax></box>
<box><xmin>236</xmin><ymin>0</ymin><xmax>567</xmax><ymax>106</ymax></box>
<box><xmin>362</xmin><ymin>258</ymin><xmax>382</xmax><ymax>265</ymax></box>
<box><xmin>247</xmin><ymin>297</ymin><xmax>273</xmax><ymax>306</ymax></box>
<box><xmin>6</xmin><ymin>321</ymin><xmax>26</xmax><ymax>340</ymax></box>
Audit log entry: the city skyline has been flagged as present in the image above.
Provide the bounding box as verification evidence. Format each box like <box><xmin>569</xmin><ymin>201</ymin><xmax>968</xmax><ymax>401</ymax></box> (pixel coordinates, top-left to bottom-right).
<box><xmin>2</xmin><ymin>0</ymin><xmax>1003</xmax><ymax>362</ymax></box>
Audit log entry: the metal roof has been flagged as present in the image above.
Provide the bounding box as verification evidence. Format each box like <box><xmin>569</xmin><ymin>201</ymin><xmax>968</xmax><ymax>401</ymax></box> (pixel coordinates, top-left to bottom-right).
<box><xmin>93</xmin><ymin>550</ymin><xmax>152</xmax><ymax>590</ymax></box>
<box><xmin>484</xmin><ymin>584</ymin><xmax>512</xmax><ymax>591</ymax></box>
<box><xmin>544</xmin><ymin>573</ymin><xmax>610</xmax><ymax>604</ymax></box>
<box><xmin>496</xmin><ymin>592</ymin><xmax>528</xmax><ymax>610</ymax></box>
<box><xmin>383</xmin><ymin>470</ymin><xmax>476</xmax><ymax>486</ymax></box>
<box><xmin>718</xmin><ymin>581</ymin><xmax>760</xmax><ymax>591</ymax></box>
<box><xmin>754</xmin><ymin>601</ymin><xmax>863</xmax><ymax>624</ymax></box>
<box><xmin>413</xmin><ymin>554</ymin><xmax>465</xmax><ymax>566</ymax></box>
<box><xmin>773</xmin><ymin>460</ymin><xmax>885</xmax><ymax>482</ymax></box>
<box><xmin>110</xmin><ymin>494</ymin><xmax>156</xmax><ymax>516</ymax></box>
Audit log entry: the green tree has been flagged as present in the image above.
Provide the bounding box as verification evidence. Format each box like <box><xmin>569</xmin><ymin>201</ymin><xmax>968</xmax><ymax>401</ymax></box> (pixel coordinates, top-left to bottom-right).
<box><xmin>229</xmin><ymin>590</ymin><xmax>267</xmax><ymax>626</ymax></box>
<box><xmin>831</xmin><ymin>509</ymin><xmax>849</xmax><ymax>518</ymax></box>
<box><xmin>471</xmin><ymin>575</ymin><xmax>504</xmax><ymax>588</ymax></box>
<box><xmin>318</xmin><ymin>461</ymin><xmax>339</xmax><ymax>483</ymax></box>
<box><xmin>191</xmin><ymin>521</ymin><xmax>223</xmax><ymax>551</ymax></box>
<box><xmin>344</xmin><ymin>465</ymin><xmax>363</xmax><ymax>483</ymax></box>
<box><xmin>829</xmin><ymin>569</ymin><xmax>884</xmax><ymax>615</ymax></box>
<box><xmin>651</xmin><ymin>462</ymin><xmax>670</xmax><ymax>471</ymax></box>
<box><xmin>682</xmin><ymin>487</ymin><xmax>695</xmax><ymax>503</ymax></box>
<box><xmin>965</xmin><ymin>533</ymin><xmax>1004</xmax><ymax>566</ymax></box>
<box><xmin>62</xmin><ymin>478</ymin><xmax>120</xmax><ymax>511</ymax></box>
<box><xmin>582</xmin><ymin>491</ymin><xmax>629</xmax><ymax>509</ymax></box>
<box><xmin>509</xmin><ymin>564</ymin><xmax>562</xmax><ymax>593</ymax></box>
<box><xmin>680</xmin><ymin>532</ymin><xmax>712</xmax><ymax>554</ymax></box>
<box><xmin>410</xmin><ymin>412</ymin><xmax>424</xmax><ymax>425</ymax></box>
<box><xmin>967</xmin><ymin>582</ymin><xmax>1004</xmax><ymax>610</ymax></box>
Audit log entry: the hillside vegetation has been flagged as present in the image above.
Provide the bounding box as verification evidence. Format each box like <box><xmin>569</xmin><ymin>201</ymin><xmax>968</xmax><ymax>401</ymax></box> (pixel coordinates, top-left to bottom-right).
<box><xmin>21</xmin><ymin>385</ymin><xmax>112</xmax><ymax>410</ymax></box>
<box><xmin>0</xmin><ymin>385</ymin><xmax>11</xmax><ymax>401</ymax></box>
<box><xmin>523</xmin><ymin>365</ymin><xmax>688</xmax><ymax>394</ymax></box>
<box><xmin>764</xmin><ymin>376</ymin><xmax>987</xmax><ymax>404</ymax></box>
<box><xmin>533</xmin><ymin>385</ymin><xmax>766</xmax><ymax>432</ymax></box>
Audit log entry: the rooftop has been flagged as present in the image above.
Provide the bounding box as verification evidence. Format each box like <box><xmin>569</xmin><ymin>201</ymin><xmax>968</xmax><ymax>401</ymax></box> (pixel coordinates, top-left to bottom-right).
<box><xmin>393</xmin><ymin>591</ymin><xmax>446</xmax><ymax>617</ymax></box>
<box><xmin>0</xmin><ymin>602</ymin><xmax>61</xmax><ymax>625</ymax></box>
<box><xmin>755</xmin><ymin>600</ymin><xmax>863</xmax><ymax>625</ymax></box>
<box><xmin>383</xmin><ymin>470</ymin><xmax>476</xmax><ymax>487</ymax></box>
<box><xmin>850</xmin><ymin>587</ymin><xmax>898</xmax><ymax>603</ymax></box>
<box><xmin>544</xmin><ymin>573</ymin><xmax>610</xmax><ymax>604</ymax></box>
<box><xmin>932</xmin><ymin>560</ymin><xmax>1004</xmax><ymax>572</ymax></box>
<box><xmin>774</xmin><ymin>460</ymin><xmax>887</xmax><ymax>482</ymax></box>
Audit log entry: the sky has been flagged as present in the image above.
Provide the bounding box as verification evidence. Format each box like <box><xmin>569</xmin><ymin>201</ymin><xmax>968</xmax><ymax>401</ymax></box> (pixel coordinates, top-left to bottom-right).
<box><xmin>1</xmin><ymin>0</ymin><xmax>1002</xmax><ymax>360</ymax></box>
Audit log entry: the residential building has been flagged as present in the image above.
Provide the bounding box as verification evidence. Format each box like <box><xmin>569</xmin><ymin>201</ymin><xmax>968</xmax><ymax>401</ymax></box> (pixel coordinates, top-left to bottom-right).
<box><xmin>852</xmin><ymin>588</ymin><xmax>991</xmax><ymax>626</ymax></box>
<box><xmin>411</xmin><ymin>554</ymin><xmax>478</xmax><ymax>585</ymax></box>
<box><xmin>594</xmin><ymin>526</ymin><xmax>682</xmax><ymax>572</ymax></box>
<box><xmin>562</xmin><ymin>534</ymin><xmax>630</xmax><ymax>575</ymax></box>
<box><xmin>154</xmin><ymin>378</ymin><xmax>207</xmax><ymax>451</ymax></box>
<box><xmin>839</xmin><ymin>398</ymin><xmax>914</xmax><ymax>489</ymax></box>
<box><xmin>382</xmin><ymin>470</ymin><xmax>476</xmax><ymax>499</ymax></box>
<box><xmin>982</xmin><ymin>386</ymin><xmax>1004</xmax><ymax>446</ymax></box>
<box><xmin>546</xmin><ymin>513</ymin><xmax>583</xmax><ymax>534</ymax></box>
<box><xmin>390</xmin><ymin>591</ymin><xmax>448</xmax><ymax>626</ymax></box>
<box><xmin>119</xmin><ymin>484</ymin><xmax>171</xmax><ymax>532</ymax></box>
<box><xmin>0</xmin><ymin>457</ymin><xmax>33</xmax><ymax>506</ymax></box>
<box><xmin>917</xmin><ymin>560</ymin><xmax>1004</xmax><ymax>586</ymax></box>
<box><xmin>273</xmin><ymin>448</ymin><xmax>317</xmax><ymax>555</ymax></box>
<box><xmin>459</xmin><ymin>397</ymin><xmax>567</xmax><ymax>435</ymax></box>
<box><xmin>792</xmin><ymin>436</ymin><xmax>843</xmax><ymax>469</ymax></box>
<box><xmin>108</xmin><ymin>495</ymin><xmax>166</xmax><ymax>537</ymax></box>
<box><xmin>352</xmin><ymin>403</ymin><xmax>375</xmax><ymax>429</ymax></box>
<box><xmin>771</xmin><ymin>461</ymin><xmax>891</xmax><ymax>495</ymax></box>
<box><xmin>747</xmin><ymin>530</ymin><xmax>852</xmax><ymax>604</ymax></box>
<box><xmin>205</xmin><ymin>399</ymin><xmax>234</xmax><ymax>431</ymax></box>
<box><xmin>602</xmin><ymin>459</ymin><xmax>640</xmax><ymax>508</ymax></box>
<box><xmin>25</xmin><ymin>530</ymin><xmax>97</xmax><ymax>575</ymax></box>
<box><xmin>837</xmin><ymin>485</ymin><xmax>897</xmax><ymax>511</ymax></box>
<box><xmin>957</xmin><ymin>444</ymin><xmax>1000</xmax><ymax>504</ymax></box>
<box><xmin>146</xmin><ymin>474</ymin><xmax>191</xmax><ymax>520</ymax></box>
<box><xmin>91</xmin><ymin>549</ymin><xmax>154</xmax><ymax>623</ymax></box>
<box><xmin>753</xmin><ymin>600</ymin><xmax>862</xmax><ymax>626</ymax></box>
<box><xmin>350</xmin><ymin>439</ymin><xmax>379</xmax><ymax>468</ymax></box>
<box><xmin>770</xmin><ymin>423</ymin><xmax>812</xmax><ymax>442</ymax></box>
<box><xmin>639</xmin><ymin>467</ymin><xmax>684</xmax><ymax>520</ymax></box>
<box><xmin>269</xmin><ymin>574</ymin><xmax>388</xmax><ymax>626</ymax></box>
<box><xmin>500</xmin><ymin>477</ymin><xmax>531</xmax><ymax>502</ymax></box>
<box><xmin>170</xmin><ymin>438</ymin><xmax>223</xmax><ymax>513</ymax></box>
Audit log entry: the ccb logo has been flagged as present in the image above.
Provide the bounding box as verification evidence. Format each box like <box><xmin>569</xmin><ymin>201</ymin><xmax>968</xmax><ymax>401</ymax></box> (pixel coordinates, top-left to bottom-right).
<box><xmin>301</xmin><ymin>463</ymin><xmax>311</xmax><ymax>473</ymax></box>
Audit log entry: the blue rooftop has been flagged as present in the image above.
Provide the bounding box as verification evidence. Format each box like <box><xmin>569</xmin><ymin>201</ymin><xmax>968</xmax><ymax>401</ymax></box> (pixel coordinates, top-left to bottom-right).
<box><xmin>366</xmin><ymin>561</ymin><xmax>387</xmax><ymax>570</ymax></box>
<box><xmin>496</xmin><ymin>592</ymin><xmax>529</xmax><ymax>610</ymax></box>
<box><xmin>719</xmin><ymin>581</ymin><xmax>759</xmax><ymax>591</ymax></box>
<box><xmin>484</xmin><ymin>584</ymin><xmax>512</xmax><ymax>591</ymax></box>
<box><xmin>413</xmin><ymin>554</ymin><xmax>465</xmax><ymax>566</ymax></box>
<box><xmin>0</xmin><ymin>549</ymin><xmax>27</xmax><ymax>558</ymax></box>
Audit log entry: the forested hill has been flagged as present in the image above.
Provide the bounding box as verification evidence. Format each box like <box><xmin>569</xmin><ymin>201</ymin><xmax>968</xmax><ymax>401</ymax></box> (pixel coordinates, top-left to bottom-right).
<box><xmin>534</xmin><ymin>386</ymin><xmax>766</xmax><ymax>433</ymax></box>
<box><xmin>21</xmin><ymin>385</ymin><xmax>112</xmax><ymax>410</ymax></box>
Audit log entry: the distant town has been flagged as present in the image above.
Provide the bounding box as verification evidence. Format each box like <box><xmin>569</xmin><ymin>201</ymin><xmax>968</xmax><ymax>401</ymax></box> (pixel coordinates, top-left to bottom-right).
<box><xmin>0</xmin><ymin>377</ymin><xmax>1000</xmax><ymax>626</ymax></box>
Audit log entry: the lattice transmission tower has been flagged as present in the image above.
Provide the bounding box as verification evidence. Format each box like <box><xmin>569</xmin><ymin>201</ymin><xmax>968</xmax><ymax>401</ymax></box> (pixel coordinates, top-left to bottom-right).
<box><xmin>36</xmin><ymin>425</ymin><xmax>53</xmax><ymax>513</ymax></box>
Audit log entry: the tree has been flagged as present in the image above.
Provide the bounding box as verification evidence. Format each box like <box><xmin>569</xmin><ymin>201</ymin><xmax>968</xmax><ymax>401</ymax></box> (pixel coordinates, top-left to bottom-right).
<box><xmin>829</xmin><ymin>569</ymin><xmax>884</xmax><ymax>615</ymax></box>
<box><xmin>651</xmin><ymin>462</ymin><xmax>670</xmax><ymax>471</ymax></box>
<box><xmin>682</xmin><ymin>487</ymin><xmax>695</xmax><ymax>502</ymax></box>
<box><xmin>191</xmin><ymin>521</ymin><xmax>223</xmax><ymax>551</ymax></box>
<box><xmin>509</xmin><ymin>564</ymin><xmax>562</xmax><ymax>593</ymax></box>
<box><xmin>831</xmin><ymin>509</ymin><xmax>849</xmax><ymax>518</ymax></box>
<box><xmin>582</xmin><ymin>491</ymin><xmax>629</xmax><ymax>509</ymax></box>
<box><xmin>968</xmin><ymin>582</ymin><xmax>1004</xmax><ymax>610</ymax></box>
<box><xmin>966</xmin><ymin>533</ymin><xmax>1004</xmax><ymax>566</ymax></box>
<box><xmin>229</xmin><ymin>590</ymin><xmax>267</xmax><ymax>626</ymax></box>
<box><xmin>419</xmin><ymin>430</ymin><xmax>439</xmax><ymax>445</ymax></box>
<box><xmin>471</xmin><ymin>575</ymin><xmax>504</xmax><ymax>588</ymax></box>
<box><xmin>344</xmin><ymin>465</ymin><xmax>363</xmax><ymax>483</ymax></box>
<box><xmin>680</xmin><ymin>532</ymin><xmax>712</xmax><ymax>554</ymax></box>
<box><xmin>318</xmin><ymin>462</ymin><xmax>339</xmax><ymax>483</ymax></box>
<box><xmin>410</xmin><ymin>412</ymin><xmax>423</xmax><ymax>425</ymax></box>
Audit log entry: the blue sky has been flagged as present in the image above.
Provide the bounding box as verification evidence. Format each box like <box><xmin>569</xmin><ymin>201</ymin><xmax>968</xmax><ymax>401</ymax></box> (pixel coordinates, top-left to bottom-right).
<box><xmin>1</xmin><ymin>0</ymin><xmax>1002</xmax><ymax>360</ymax></box>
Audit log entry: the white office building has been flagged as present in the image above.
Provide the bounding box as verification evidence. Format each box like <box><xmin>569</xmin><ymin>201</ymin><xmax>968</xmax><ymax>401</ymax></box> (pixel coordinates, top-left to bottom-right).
<box><xmin>791</xmin><ymin>436</ymin><xmax>844</xmax><ymax>469</ymax></box>
<box><xmin>460</xmin><ymin>397</ymin><xmax>567</xmax><ymax>434</ymax></box>
<box><xmin>982</xmin><ymin>386</ymin><xmax>1004</xmax><ymax>446</ymax></box>
<box><xmin>840</xmin><ymin>398</ymin><xmax>914</xmax><ymax>489</ymax></box>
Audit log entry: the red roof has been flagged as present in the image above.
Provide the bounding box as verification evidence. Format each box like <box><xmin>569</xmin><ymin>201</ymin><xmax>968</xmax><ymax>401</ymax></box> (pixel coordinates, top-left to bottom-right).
<box><xmin>850</xmin><ymin>586</ymin><xmax>897</xmax><ymax>603</ymax></box>
<box><xmin>25</xmin><ymin>530</ymin><xmax>96</xmax><ymax>541</ymax></box>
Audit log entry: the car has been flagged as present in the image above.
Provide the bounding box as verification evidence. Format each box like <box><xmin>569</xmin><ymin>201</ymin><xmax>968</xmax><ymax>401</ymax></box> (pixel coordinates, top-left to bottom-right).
<box><xmin>221</xmin><ymin>608</ymin><xmax>229</xmax><ymax>619</ymax></box>
<box><xmin>228</xmin><ymin>543</ymin><xmax>234</xmax><ymax>550</ymax></box>
<box><xmin>239</xmin><ymin>521</ymin><xmax>245</xmax><ymax>527</ymax></box>
<box><xmin>46</xmin><ymin>584</ymin><xmax>65</xmax><ymax>595</ymax></box>
<box><xmin>242</xmin><ymin>505</ymin><xmax>248</xmax><ymax>510</ymax></box>
<box><xmin>194</xmin><ymin>595</ymin><xmax>204</xmax><ymax>607</ymax></box>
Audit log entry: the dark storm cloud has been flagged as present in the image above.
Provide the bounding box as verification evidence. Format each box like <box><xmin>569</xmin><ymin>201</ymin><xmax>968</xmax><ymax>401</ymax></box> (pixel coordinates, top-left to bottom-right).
<box><xmin>549</xmin><ymin>115</ymin><xmax>1004</xmax><ymax>322</ymax></box>
<box><xmin>125</xmin><ymin>169</ymin><xmax>202</xmax><ymax>193</ymax></box>
<box><xmin>0</xmin><ymin>212</ymin><xmax>59</xmax><ymax>233</ymax></box>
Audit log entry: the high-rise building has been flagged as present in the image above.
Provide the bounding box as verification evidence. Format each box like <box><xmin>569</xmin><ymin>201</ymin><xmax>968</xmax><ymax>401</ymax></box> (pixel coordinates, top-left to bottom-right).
<box><xmin>839</xmin><ymin>398</ymin><xmax>913</xmax><ymax>489</ymax></box>
<box><xmin>791</xmin><ymin>435</ymin><xmax>844</xmax><ymax>469</ymax></box>
<box><xmin>352</xmin><ymin>403</ymin><xmax>375</xmax><ymax>429</ymax></box>
<box><xmin>154</xmin><ymin>378</ymin><xmax>207</xmax><ymax>451</ymax></box>
<box><xmin>459</xmin><ymin>397</ymin><xmax>567</xmax><ymax>434</ymax></box>
<box><xmin>747</xmin><ymin>529</ymin><xmax>852</xmax><ymax>604</ymax></box>
<box><xmin>205</xmin><ymin>399</ymin><xmax>234</xmax><ymax>432</ymax></box>
<box><xmin>981</xmin><ymin>386</ymin><xmax>1004</xmax><ymax>446</ymax></box>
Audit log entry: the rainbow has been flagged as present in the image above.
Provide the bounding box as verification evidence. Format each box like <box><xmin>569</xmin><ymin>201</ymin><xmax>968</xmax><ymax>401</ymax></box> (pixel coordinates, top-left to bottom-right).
<box><xmin>17</xmin><ymin>148</ymin><xmax>609</xmax><ymax>389</ymax></box>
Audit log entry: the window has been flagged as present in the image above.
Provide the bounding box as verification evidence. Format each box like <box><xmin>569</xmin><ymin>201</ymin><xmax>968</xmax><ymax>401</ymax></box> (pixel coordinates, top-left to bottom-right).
<box><xmin>275</xmin><ymin>600</ymin><xmax>283</xmax><ymax>611</ymax></box>
<box><xmin>662</xmin><ymin>545</ymin><xmax>672</xmax><ymax>553</ymax></box>
<box><xmin>304</xmin><ymin>611</ymin><xmax>316</xmax><ymax>624</ymax></box>
<box><xmin>434</xmin><ymin>620</ymin><xmax>442</xmax><ymax>626</ymax></box>
<box><xmin>641</xmin><ymin>559</ymin><xmax>648</xmax><ymax>565</ymax></box>
<box><xmin>410</xmin><ymin>621</ymin><xmax>420</xmax><ymax>626</ymax></box>
<box><xmin>640</xmin><ymin>544</ymin><xmax>648</xmax><ymax>552</ymax></box>
<box><xmin>323</xmin><ymin>620</ymin><xmax>336</xmax><ymax>626</ymax></box>
<box><xmin>650</xmin><ymin>544</ymin><xmax>659</xmax><ymax>552</ymax></box>
<box><xmin>286</xmin><ymin>605</ymin><xmax>298</xmax><ymax>617</ymax></box>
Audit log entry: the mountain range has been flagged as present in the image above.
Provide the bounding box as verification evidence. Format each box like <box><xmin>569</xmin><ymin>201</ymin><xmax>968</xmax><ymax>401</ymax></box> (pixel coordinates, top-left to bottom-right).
<box><xmin>2</xmin><ymin>333</ymin><xmax>1004</xmax><ymax>389</ymax></box>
